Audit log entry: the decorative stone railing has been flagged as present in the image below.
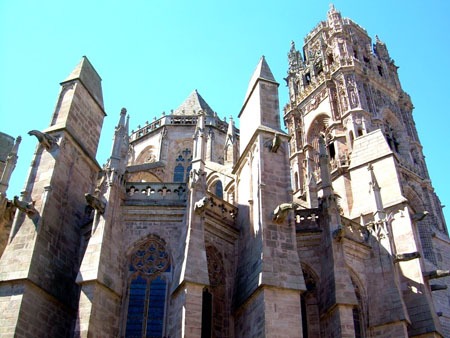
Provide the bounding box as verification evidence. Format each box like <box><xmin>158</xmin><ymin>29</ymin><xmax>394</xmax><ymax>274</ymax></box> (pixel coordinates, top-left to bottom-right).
<box><xmin>295</xmin><ymin>208</ymin><xmax>321</xmax><ymax>231</ymax></box>
<box><xmin>204</xmin><ymin>192</ymin><xmax>238</xmax><ymax>224</ymax></box>
<box><xmin>125</xmin><ymin>182</ymin><xmax>187</xmax><ymax>203</ymax></box>
<box><xmin>130</xmin><ymin>115</ymin><xmax>237</xmax><ymax>142</ymax></box>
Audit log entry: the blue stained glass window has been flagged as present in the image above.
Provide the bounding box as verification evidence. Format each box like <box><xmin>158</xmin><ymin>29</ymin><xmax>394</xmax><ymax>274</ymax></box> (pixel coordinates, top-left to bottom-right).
<box><xmin>173</xmin><ymin>163</ymin><xmax>184</xmax><ymax>182</ymax></box>
<box><xmin>215</xmin><ymin>180</ymin><xmax>223</xmax><ymax>199</ymax></box>
<box><xmin>146</xmin><ymin>276</ymin><xmax>167</xmax><ymax>337</ymax></box>
<box><xmin>125</xmin><ymin>238</ymin><xmax>171</xmax><ymax>338</ymax></box>
<box><xmin>125</xmin><ymin>276</ymin><xmax>147</xmax><ymax>337</ymax></box>
<box><xmin>185</xmin><ymin>164</ymin><xmax>192</xmax><ymax>183</ymax></box>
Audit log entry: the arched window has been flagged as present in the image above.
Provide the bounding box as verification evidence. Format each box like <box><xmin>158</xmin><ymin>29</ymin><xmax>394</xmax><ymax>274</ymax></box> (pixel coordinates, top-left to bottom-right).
<box><xmin>173</xmin><ymin>163</ymin><xmax>184</xmax><ymax>182</ymax></box>
<box><xmin>351</xmin><ymin>276</ymin><xmax>366</xmax><ymax>338</ymax></box>
<box><xmin>204</xmin><ymin>245</ymin><xmax>227</xmax><ymax>336</ymax></box>
<box><xmin>125</xmin><ymin>237</ymin><xmax>171</xmax><ymax>338</ymax></box>
<box><xmin>300</xmin><ymin>266</ymin><xmax>320</xmax><ymax>338</ymax></box>
<box><xmin>214</xmin><ymin>180</ymin><xmax>223</xmax><ymax>199</ymax></box>
<box><xmin>173</xmin><ymin>148</ymin><xmax>192</xmax><ymax>183</ymax></box>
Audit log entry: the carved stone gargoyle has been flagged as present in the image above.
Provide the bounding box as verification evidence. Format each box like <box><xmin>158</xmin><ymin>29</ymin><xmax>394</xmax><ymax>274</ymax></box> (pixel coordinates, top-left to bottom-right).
<box><xmin>28</xmin><ymin>130</ymin><xmax>58</xmax><ymax>151</ymax></box>
<box><xmin>423</xmin><ymin>270</ymin><xmax>450</xmax><ymax>279</ymax></box>
<box><xmin>272</xmin><ymin>202</ymin><xmax>298</xmax><ymax>223</ymax></box>
<box><xmin>85</xmin><ymin>193</ymin><xmax>106</xmax><ymax>214</ymax></box>
<box><xmin>393</xmin><ymin>251</ymin><xmax>421</xmax><ymax>263</ymax></box>
<box><xmin>194</xmin><ymin>196</ymin><xmax>209</xmax><ymax>215</ymax></box>
<box><xmin>265</xmin><ymin>133</ymin><xmax>282</xmax><ymax>153</ymax></box>
<box><xmin>13</xmin><ymin>195</ymin><xmax>37</xmax><ymax>216</ymax></box>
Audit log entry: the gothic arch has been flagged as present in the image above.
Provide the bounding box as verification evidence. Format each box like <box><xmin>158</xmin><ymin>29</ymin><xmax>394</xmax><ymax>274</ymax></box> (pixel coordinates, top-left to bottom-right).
<box><xmin>305</xmin><ymin>114</ymin><xmax>331</xmax><ymax>181</ymax></box>
<box><xmin>206</xmin><ymin>172</ymin><xmax>224</xmax><ymax>199</ymax></box>
<box><xmin>300</xmin><ymin>263</ymin><xmax>320</xmax><ymax>338</ymax></box>
<box><xmin>348</xmin><ymin>270</ymin><xmax>368</xmax><ymax>338</ymax></box>
<box><xmin>135</xmin><ymin>145</ymin><xmax>157</xmax><ymax>165</ymax></box>
<box><xmin>123</xmin><ymin>234</ymin><xmax>173</xmax><ymax>337</ymax></box>
<box><xmin>205</xmin><ymin>244</ymin><xmax>228</xmax><ymax>336</ymax></box>
<box><xmin>403</xmin><ymin>185</ymin><xmax>425</xmax><ymax>215</ymax></box>
<box><xmin>380</xmin><ymin>108</ymin><xmax>407</xmax><ymax>155</ymax></box>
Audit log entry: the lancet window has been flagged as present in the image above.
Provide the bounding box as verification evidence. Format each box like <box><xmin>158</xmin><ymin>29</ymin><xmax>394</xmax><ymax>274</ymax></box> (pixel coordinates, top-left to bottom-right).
<box><xmin>124</xmin><ymin>236</ymin><xmax>171</xmax><ymax>338</ymax></box>
<box><xmin>172</xmin><ymin>148</ymin><xmax>192</xmax><ymax>182</ymax></box>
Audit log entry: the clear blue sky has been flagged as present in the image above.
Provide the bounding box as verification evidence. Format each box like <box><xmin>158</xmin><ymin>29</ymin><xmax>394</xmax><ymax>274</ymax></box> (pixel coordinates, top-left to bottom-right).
<box><xmin>1</xmin><ymin>0</ymin><xmax>449</xmax><ymax>223</ymax></box>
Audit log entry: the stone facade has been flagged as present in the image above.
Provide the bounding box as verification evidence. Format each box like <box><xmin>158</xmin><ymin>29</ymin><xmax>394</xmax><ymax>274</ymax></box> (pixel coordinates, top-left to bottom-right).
<box><xmin>0</xmin><ymin>6</ymin><xmax>449</xmax><ymax>338</ymax></box>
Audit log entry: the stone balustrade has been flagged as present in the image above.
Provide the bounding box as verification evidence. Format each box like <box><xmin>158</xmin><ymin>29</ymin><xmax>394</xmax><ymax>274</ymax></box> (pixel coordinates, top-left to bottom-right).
<box><xmin>126</xmin><ymin>182</ymin><xmax>187</xmax><ymax>203</ymax></box>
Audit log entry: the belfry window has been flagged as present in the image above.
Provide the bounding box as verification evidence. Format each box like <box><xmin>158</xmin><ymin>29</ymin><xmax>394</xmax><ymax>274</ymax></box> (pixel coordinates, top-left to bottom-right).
<box><xmin>314</xmin><ymin>61</ymin><xmax>323</xmax><ymax>75</ymax></box>
<box><xmin>328</xmin><ymin>142</ymin><xmax>336</xmax><ymax>160</ymax></box>
<box><xmin>305</xmin><ymin>72</ymin><xmax>311</xmax><ymax>85</ymax></box>
<box><xmin>377</xmin><ymin>65</ymin><xmax>383</xmax><ymax>77</ymax></box>
<box><xmin>125</xmin><ymin>237</ymin><xmax>171</xmax><ymax>338</ymax></box>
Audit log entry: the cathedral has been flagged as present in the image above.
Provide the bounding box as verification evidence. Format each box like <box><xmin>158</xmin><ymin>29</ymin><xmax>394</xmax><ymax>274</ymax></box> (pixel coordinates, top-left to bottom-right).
<box><xmin>1</xmin><ymin>6</ymin><xmax>449</xmax><ymax>338</ymax></box>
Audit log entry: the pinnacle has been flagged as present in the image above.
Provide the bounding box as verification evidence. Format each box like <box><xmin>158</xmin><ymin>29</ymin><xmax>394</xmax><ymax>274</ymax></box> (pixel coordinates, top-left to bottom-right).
<box><xmin>61</xmin><ymin>56</ymin><xmax>104</xmax><ymax>109</ymax></box>
<box><xmin>242</xmin><ymin>56</ymin><xmax>278</xmax><ymax>106</ymax></box>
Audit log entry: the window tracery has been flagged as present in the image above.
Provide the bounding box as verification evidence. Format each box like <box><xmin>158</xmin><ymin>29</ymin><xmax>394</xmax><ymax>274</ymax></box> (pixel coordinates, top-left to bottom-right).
<box><xmin>172</xmin><ymin>148</ymin><xmax>192</xmax><ymax>182</ymax></box>
<box><xmin>125</xmin><ymin>237</ymin><xmax>171</xmax><ymax>338</ymax></box>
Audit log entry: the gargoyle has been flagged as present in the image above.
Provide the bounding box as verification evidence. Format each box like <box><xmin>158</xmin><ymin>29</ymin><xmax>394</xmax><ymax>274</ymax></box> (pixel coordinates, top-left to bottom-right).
<box><xmin>423</xmin><ymin>270</ymin><xmax>450</xmax><ymax>279</ymax></box>
<box><xmin>28</xmin><ymin>130</ymin><xmax>58</xmax><ymax>151</ymax></box>
<box><xmin>272</xmin><ymin>202</ymin><xmax>298</xmax><ymax>223</ymax></box>
<box><xmin>264</xmin><ymin>133</ymin><xmax>282</xmax><ymax>153</ymax></box>
<box><xmin>13</xmin><ymin>195</ymin><xmax>37</xmax><ymax>216</ymax></box>
<box><xmin>85</xmin><ymin>193</ymin><xmax>106</xmax><ymax>214</ymax></box>
<box><xmin>411</xmin><ymin>211</ymin><xmax>428</xmax><ymax>221</ymax></box>
<box><xmin>394</xmin><ymin>251</ymin><xmax>420</xmax><ymax>263</ymax></box>
<box><xmin>194</xmin><ymin>196</ymin><xmax>209</xmax><ymax>214</ymax></box>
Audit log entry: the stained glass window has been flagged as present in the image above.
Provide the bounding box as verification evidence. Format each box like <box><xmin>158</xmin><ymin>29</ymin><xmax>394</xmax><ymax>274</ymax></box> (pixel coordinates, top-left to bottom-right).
<box><xmin>214</xmin><ymin>180</ymin><xmax>223</xmax><ymax>199</ymax></box>
<box><xmin>173</xmin><ymin>149</ymin><xmax>192</xmax><ymax>183</ymax></box>
<box><xmin>173</xmin><ymin>163</ymin><xmax>184</xmax><ymax>182</ymax></box>
<box><xmin>125</xmin><ymin>237</ymin><xmax>171</xmax><ymax>338</ymax></box>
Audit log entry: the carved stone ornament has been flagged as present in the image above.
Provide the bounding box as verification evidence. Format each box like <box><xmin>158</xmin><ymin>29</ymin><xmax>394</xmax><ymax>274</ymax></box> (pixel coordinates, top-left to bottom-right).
<box><xmin>272</xmin><ymin>202</ymin><xmax>299</xmax><ymax>223</ymax></box>
<box><xmin>13</xmin><ymin>195</ymin><xmax>37</xmax><ymax>216</ymax></box>
<box><xmin>85</xmin><ymin>193</ymin><xmax>106</xmax><ymax>214</ymax></box>
<box><xmin>28</xmin><ymin>130</ymin><xmax>58</xmax><ymax>151</ymax></box>
<box><xmin>194</xmin><ymin>196</ymin><xmax>210</xmax><ymax>214</ymax></box>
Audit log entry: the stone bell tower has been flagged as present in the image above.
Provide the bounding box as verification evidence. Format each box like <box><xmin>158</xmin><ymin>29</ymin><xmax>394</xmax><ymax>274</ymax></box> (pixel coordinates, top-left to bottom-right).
<box><xmin>284</xmin><ymin>5</ymin><xmax>448</xmax><ymax>336</ymax></box>
<box><xmin>0</xmin><ymin>56</ymin><xmax>105</xmax><ymax>337</ymax></box>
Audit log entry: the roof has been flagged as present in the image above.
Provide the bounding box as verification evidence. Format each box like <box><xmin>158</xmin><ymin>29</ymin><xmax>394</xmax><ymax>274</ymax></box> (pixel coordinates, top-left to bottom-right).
<box><xmin>61</xmin><ymin>56</ymin><xmax>104</xmax><ymax>109</ymax></box>
<box><xmin>173</xmin><ymin>90</ymin><xmax>215</xmax><ymax>116</ymax></box>
<box><xmin>242</xmin><ymin>56</ymin><xmax>277</xmax><ymax>105</ymax></box>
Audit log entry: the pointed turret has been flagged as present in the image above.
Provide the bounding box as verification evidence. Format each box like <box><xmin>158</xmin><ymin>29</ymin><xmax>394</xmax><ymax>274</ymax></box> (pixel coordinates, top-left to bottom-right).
<box><xmin>47</xmin><ymin>56</ymin><xmax>106</xmax><ymax>159</ymax></box>
<box><xmin>239</xmin><ymin>56</ymin><xmax>282</xmax><ymax>151</ymax></box>
<box><xmin>0</xmin><ymin>135</ymin><xmax>21</xmax><ymax>195</ymax></box>
<box><xmin>224</xmin><ymin>116</ymin><xmax>238</xmax><ymax>165</ymax></box>
<box><xmin>61</xmin><ymin>56</ymin><xmax>104</xmax><ymax>109</ymax></box>
<box><xmin>108</xmin><ymin>108</ymin><xmax>129</xmax><ymax>174</ymax></box>
<box><xmin>368</xmin><ymin>163</ymin><xmax>385</xmax><ymax>221</ymax></box>
<box><xmin>192</xmin><ymin>111</ymin><xmax>206</xmax><ymax>172</ymax></box>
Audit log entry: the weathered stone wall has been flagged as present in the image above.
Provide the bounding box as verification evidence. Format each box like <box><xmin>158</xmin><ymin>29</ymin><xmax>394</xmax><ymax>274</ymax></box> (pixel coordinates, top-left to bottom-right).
<box><xmin>75</xmin><ymin>281</ymin><xmax>121</xmax><ymax>337</ymax></box>
<box><xmin>0</xmin><ymin>281</ymin><xmax>74</xmax><ymax>337</ymax></box>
